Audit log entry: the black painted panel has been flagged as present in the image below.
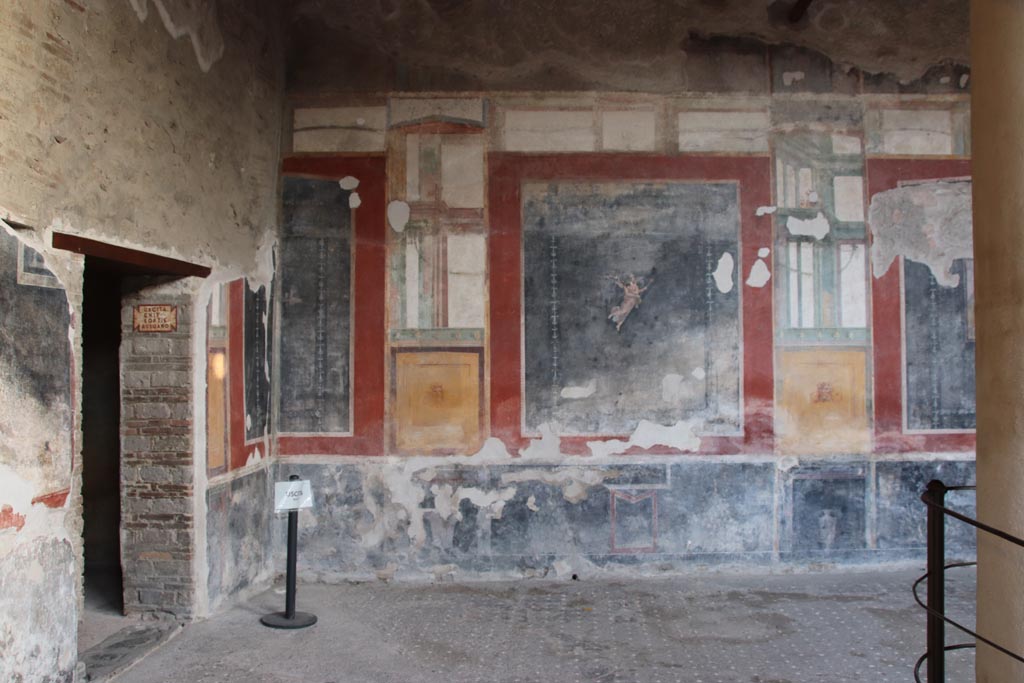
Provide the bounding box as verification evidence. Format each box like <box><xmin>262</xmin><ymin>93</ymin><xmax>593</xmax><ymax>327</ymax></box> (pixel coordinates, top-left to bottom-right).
<box><xmin>521</xmin><ymin>182</ymin><xmax>741</xmax><ymax>434</ymax></box>
<box><xmin>278</xmin><ymin>177</ymin><xmax>351</xmax><ymax>433</ymax></box>
<box><xmin>244</xmin><ymin>282</ymin><xmax>270</xmax><ymax>441</ymax></box>
<box><xmin>0</xmin><ymin>232</ymin><xmax>71</xmax><ymax>407</ymax></box>
<box><xmin>904</xmin><ymin>259</ymin><xmax>976</xmax><ymax>430</ymax></box>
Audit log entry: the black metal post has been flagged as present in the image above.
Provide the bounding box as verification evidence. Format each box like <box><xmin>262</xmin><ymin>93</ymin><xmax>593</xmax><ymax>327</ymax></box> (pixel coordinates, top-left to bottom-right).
<box><xmin>261</xmin><ymin>475</ymin><xmax>317</xmax><ymax>629</ymax></box>
<box><xmin>926</xmin><ymin>479</ymin><xmax>947</xmax><ymax>683</ymax></box>
<box><xmin>285</xmin><ymin>500</ymin><xmax>298</xmax><ymax>619</ymax></box>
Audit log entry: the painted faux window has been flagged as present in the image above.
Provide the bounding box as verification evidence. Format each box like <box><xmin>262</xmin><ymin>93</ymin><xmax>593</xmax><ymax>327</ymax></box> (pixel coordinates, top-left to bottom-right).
<box><xmin>774</xmin><ymin>133</ymin><xmax>869</xmax><ymax>344</ymax></box>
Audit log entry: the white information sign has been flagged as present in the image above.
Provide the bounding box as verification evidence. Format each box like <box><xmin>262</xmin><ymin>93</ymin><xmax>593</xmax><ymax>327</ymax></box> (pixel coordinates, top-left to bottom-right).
<box><xmin>274</xmin><ymin>480</ymin><xmax>314</xmax><ymax>512</ymax></box>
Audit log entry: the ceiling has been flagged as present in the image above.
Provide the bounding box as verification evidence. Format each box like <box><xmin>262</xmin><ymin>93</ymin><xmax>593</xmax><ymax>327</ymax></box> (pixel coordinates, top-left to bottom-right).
<box><xmin>284</xmin><ymin>0</ymin><xmax>969</xmax><ymax>94</ymax></box>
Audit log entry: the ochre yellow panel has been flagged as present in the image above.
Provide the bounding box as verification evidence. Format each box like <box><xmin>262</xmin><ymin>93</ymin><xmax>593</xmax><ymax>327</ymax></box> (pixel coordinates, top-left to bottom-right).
<box><xmin>394</xmin><ymin>351</ymin><xmax>481</xmax><ymax>454</ymax></box>
<box><xmin>777</xmin><ymin>349</ymin><xmax>870</xmax><ymax>455</ymax></box>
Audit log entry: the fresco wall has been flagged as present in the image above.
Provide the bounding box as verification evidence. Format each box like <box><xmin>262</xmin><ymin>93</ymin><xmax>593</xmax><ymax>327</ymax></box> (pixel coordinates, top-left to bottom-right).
<box><xmin>269</xmin><ymin>46</ymin><xmax>976</xmax><ymax>579</ymax></box>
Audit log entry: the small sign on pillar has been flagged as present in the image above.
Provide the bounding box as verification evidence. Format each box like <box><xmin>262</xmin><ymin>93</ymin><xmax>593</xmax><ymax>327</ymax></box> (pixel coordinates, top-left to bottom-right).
<box><xmin>133</xmin><ymin>304</ymin><xmax>178</xmax><ymax>333</ymax></box>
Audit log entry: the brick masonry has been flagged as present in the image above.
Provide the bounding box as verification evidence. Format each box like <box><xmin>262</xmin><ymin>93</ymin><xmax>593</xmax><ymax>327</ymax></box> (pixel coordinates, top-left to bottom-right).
<box><xmin>120</xmin><ymin>291</ymin><xmax>195</xmax><ymax>617</ymax></box>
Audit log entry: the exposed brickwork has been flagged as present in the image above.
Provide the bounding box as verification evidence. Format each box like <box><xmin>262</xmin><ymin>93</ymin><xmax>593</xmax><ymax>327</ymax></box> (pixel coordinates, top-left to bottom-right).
<box><xmin>120</xmin><ymin>293</ymin><xmax>195</xmax><ymax>617</ymax></box>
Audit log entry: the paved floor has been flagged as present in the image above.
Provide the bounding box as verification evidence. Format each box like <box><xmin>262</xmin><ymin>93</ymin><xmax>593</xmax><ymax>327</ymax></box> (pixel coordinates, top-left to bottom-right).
<box><xmin>112</xmin><ymin>566</ymin><xmax>976</xmax><ymax>683</ymax></box>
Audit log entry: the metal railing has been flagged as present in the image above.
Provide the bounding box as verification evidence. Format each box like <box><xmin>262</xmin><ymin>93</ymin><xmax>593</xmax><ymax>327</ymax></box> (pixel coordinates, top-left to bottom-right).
<box><xmin>914</xmin><ymin>480</ymin><xmax>1024</xmax><ymax>682</ymax></box>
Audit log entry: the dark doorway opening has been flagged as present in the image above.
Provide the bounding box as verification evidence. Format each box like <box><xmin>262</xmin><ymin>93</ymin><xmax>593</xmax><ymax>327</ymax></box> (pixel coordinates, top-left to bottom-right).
<box><xmin>81</xmin><ymin>262</ymin><xmax>124</xmax><ymax>618</ymax></box>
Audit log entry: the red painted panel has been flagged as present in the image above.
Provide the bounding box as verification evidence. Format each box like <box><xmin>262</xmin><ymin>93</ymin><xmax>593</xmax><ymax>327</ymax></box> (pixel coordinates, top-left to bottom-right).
<box><xmin>866</xmin><ymin>157</ymin><xmax>974</xmax><ymax>453</ymax></box>
<box><xmin>487</xmin><ymin>154</ymin><xmax>774</xmax><ymax>455</ymax></box>
<box><xmin>277</xmin><ymin>156</ymin><xmax>388</xmax><ymax>456</ymax></box>
<box><xmin>227</xmin><ymin>280</ymin><xmax>249</xmax><ymax>469</ymax></box>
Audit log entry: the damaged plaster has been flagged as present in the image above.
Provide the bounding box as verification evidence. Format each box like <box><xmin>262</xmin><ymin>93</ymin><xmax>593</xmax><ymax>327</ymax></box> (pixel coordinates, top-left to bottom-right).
<box><xmin>587</xmin><ymin>419</ymin><xmax>703</xmax><ymax>458</ymax></box>
<box><xmin>129</xmin><ymin>0</ymin><xmax>226</xmax><ymax>72</ymax></box>
<box><xmin>868</xmin><ymin>181</ymin><xmax>973</xmax><ymax>287</ymax></box>
<box><xmin>287</xmin><ymin>0</ymin><xmax>969</xmax><ymax>94</ymax></box>
<box><xmin>786</xmin><ymin>212</ymin><xmax>831</xmax><ymax>240</ymax></box>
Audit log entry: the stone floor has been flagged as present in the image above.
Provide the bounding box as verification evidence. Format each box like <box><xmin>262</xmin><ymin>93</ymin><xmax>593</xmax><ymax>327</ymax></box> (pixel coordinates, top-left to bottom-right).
<box><xmin>109</xmin><ymin>566</ymin><xmax>976</xmax><ymax>683</ymax></box>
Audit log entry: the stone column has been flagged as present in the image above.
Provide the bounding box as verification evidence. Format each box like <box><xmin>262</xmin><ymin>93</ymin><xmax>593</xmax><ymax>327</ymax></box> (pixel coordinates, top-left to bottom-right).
<box><xmin>972</xmin><ymin>1</ymin><xmax>1024</xmax><ymax>679</ymax></box>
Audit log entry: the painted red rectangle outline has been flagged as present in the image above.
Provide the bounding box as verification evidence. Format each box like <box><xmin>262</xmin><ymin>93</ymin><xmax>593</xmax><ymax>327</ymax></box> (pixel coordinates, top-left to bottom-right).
<box><xmin>866</xmin><ymin>157</ymin><xmax>974</xmax><ymax>453</ymax></box>
<box><xmin>275</xmin><ymin>156</ymin><xmax>388</xmax><ymax>456</ymax></box>
<box><xmin>488</xmin><ymin>154</ymin><xmax>775</xmax><ymax>455</ymax></box>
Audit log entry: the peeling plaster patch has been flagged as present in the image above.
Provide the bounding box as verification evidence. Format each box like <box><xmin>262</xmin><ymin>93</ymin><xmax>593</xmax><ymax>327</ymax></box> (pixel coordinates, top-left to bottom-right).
<box><xmin>960</xmin><ymin>74</ymin><xmax>970</xmax><ymax>88</ymax></box>
<box><xmin>758</xmin><ymin>247</ymin><xmax>771</xmax><ymax>258</ymax></box>
<box><xmin>786</xmin><ymin>212</ymin><xmax>830</xmax><ymax>240</ymax></box>
<box><xmin>808</xmin><ymin>191</ymin><xmax>820</xmax><ymax>204</ymax></box>
<box><xmin>501</xmin><ymin>468</ymin><xmax>617</xmax><ymax>504</ymax></box>
<box><xmin>587</xmin><ymin>419</ymin><xmax>702</xmax><ymax>458</ymax></box>
<box><xmin>755</xmin><ymin>206</ymin><xmax>777</xmax><ymax>217</ymax></box>
<box><xmin>349</xmin><ymin>192</ymin><xmax>362</xmax><ymax>209</ymax></box>
<box><xmin>939</xmin><ymin>76</ymin><xmax>951</xmax><ymax>84</ymax></box>
<box><xmin>868</xmin><ymin>181</ymin><xmax>972</xmax><ymax>286</ymax></box>
<box><xmin>746</xmin><ymin>259</ymin><xmax>771</xmax><ymax>288</ymax></box>
<box><xmin>552</xmin><ymin>560</ymin><xmax>573</xmax><ymax>578</ymax></box>
<box><xmin>458</xmin><ymin>486</ymin><xmax>517</xmax><ymax>519</ymax></box>
<box><xmin>432</xmin><ymin>564</ymin><xmax>457</xmax><ymax>581</ymax></box>
<box><xmin>339</xmin><ymin>176</ymin><xmax>360</xmax><ymax>190</ymax></box>
<box><xmin>560</xmin><ymin>379</ymin><xmax>596</xmax><ymax>399</ymax></box>
<box><xmin>778</xmin><ymin>456</ymin><xmax>800</xmax><ymax>472</ymax></box>
<box><xmin>691</xmin><ymin>367</ymin><xmax>706</xmax><ymax>381</ymax></box>
<box><xmin>712</xmin><ymin>252</ymin><xmax>734</xmax><ymax>293</ymax></box>
<box><xmin>376</xmin><ymin>563</ymin><xmax>398</xmax><ymax>582</ymax></box>
<box><xmin>244</xmin><ymin>447</ymin><xmax>261</xmax><ymax>466</ymax></box>
<box><xmin>0</xmin><ymin>505</ymin><xmax>26</xmax><ymax>531</ymax></box>
<box><xmin>388</xmin><ymin>200</ymin><xmax>411</xmax><ymax>233</ymax></box>
<box><xmin>471</xmin><ymin>437</ymin><xmax>514</xmax><ymax>460</ymax></box>
<box><xmin>129</xmin><ymin>0</ymin><xmax>225</xmax><ymax>72</ymax></box>
<box><xmin>527</xmin><ymin>496</ymin><xmax>539</xmax><ymax>512</ymax></box>
<box><xmin>782</xmin><ymin>71</ymin><xmax>806</xmax><ymax>86</ymax></box>
<box><xmin>519</xmin><ymin>422</ymin><xmax>562</xmax><ymax>460</ymax></box>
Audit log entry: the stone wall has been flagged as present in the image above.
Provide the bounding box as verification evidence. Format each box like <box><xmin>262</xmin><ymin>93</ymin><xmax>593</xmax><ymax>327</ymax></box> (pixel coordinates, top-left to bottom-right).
<box><xmin>120</xmin><ymin>287</ymin><xmax>196</xmax><ymax>617</ymax></box>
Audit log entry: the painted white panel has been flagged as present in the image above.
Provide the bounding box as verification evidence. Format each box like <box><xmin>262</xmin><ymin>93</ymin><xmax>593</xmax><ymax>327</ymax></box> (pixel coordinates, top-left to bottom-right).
<box><xmin>800</xmin><ymin>242</ymin><xmax>815</xmax><ymax>328</ymax></box>
<box><xmin>831</xmin><ymin>134</ymin><xmax>862</xmax><ymax>155</ymax></box>
<box><xmin>833</xmin><ymin>176</ymin><xmax>865</xmax><ymax>222</ymax></box>
<box><xmin>406</xmin><ymin>134</ymin><xmax>421</xmax><ymax>201</ymax></box>
<box><xmin>503</xmin><ymin>110</ymin><xmax>595</xmax><ymax>152</ymax></box>
<box><xmin>447</xmin><ymin>233</ymin><xmax>486</xmax><ymax>275</ymax></box>
<box><xmin>677</xmin><ymin>111</ymin><xmax>769</xmax><ymax>152</ymax></box>
<box><xmin>601</xmin><ymin>110</ymin><xmax>656</xmax><ymax>151</ymax></box>
<box><xmin>441</xmin><ymin>138</ymin><xmax>485</xmax><ymax>209</ymax></box>
<box><xmin>878</xmin><ymin>109</ymin><xmax>953</xmax><ymax>155</ymax></box>
<box><xmin>788</xmin><ymin>242</ymin><xmax>801</xmax><ymax>327</ymax></box>
<box><xmin>447</xmin><ymin>273</ymin><xmax>486</xmax><ymax>328</ymax></box>
<box><xmin>839</xmin><ymin>243</ymin><xmax>868</xmax><ymax>328</ymax></box>
<box><xmin>390</xmin><ymin>97</ymin><xmax>485</xmax><ymax>126</ymax></box>
<box><xmin>798</xmin><ymin>167</ymin><xmax>814</xmax><ymax>206</ymax></box>
<box><xmin>292</xmin><ymin>106</ymin><xmax>386</xmax><ymax>152</ymax></box>
<box><xmin>405</xmin><ymin>237</ymin><xmax>420</xmax><ymax>329</ymax></box>
<box><xmin>785</xmin><ymin>165</ymin><xmax>797</xmax><ymax>208</ymax></box>
<box><xmin>447</xmin><ymin>233</ymin><xmax>486</xmax><ymax>328</ymax></box>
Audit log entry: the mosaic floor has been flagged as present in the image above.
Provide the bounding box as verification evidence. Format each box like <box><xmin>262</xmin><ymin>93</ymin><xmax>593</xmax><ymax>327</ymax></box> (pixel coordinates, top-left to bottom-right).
<box><xmin>111</xmin><ymin>567</ymin><xmax>976</xmax><ymax>683</ymax></box>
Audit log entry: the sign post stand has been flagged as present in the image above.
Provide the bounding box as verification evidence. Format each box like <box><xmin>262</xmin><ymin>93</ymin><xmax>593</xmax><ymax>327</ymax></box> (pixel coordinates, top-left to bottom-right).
<box><xmin>261</xmin><ymin>475</ymin><xmax>317</xmax><ymax>629</ymax></box>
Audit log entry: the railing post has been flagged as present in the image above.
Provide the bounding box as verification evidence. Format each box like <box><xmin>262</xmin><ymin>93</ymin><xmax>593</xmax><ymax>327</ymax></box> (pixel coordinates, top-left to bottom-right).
<box><xmin>926</xmin><ymin>479</ymin><xmax>947</xmax><ymax>683</ymax></box>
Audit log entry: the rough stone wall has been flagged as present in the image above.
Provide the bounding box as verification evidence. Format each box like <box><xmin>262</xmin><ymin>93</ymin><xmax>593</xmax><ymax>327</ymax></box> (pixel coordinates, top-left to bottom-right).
<box><xmin>0</xmin><ymin>0</ymin><xmax>283</xmax><ymax>273</ymax></box>
<box><xmin>120</xmin><ymin>287</ymin><xmax>196</xmax><ymax>617</ymax></box>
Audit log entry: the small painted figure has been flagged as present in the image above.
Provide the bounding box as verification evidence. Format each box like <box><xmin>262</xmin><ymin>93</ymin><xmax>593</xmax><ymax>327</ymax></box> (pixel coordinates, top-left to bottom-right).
<box><xmin>607</xmin><ymin>274</ymin><xmax>652</xmax><ymax>332</ymax></box>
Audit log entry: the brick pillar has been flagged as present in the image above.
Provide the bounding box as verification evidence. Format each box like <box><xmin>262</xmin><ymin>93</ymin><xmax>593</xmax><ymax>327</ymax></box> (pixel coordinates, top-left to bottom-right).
<box><xmin>120</xmin><ymin>290</ymin><xmax>196</xmax><ymax>617</ymax></box>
